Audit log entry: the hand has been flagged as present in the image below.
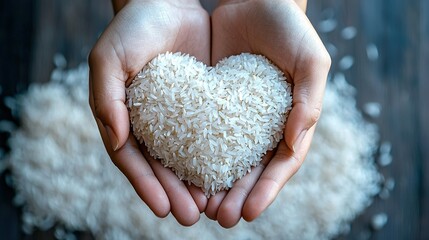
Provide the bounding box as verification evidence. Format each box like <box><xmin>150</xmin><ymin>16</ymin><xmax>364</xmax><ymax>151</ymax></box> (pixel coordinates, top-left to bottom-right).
<box><xmin>206</xmin><ymin>0</ymin><xmax>331</xmax><ymax>227</ymax></box>
<box><xmin>88</xmin><ymin>0</ymin><xmax>210</xmax><ymax>226</ymax></box>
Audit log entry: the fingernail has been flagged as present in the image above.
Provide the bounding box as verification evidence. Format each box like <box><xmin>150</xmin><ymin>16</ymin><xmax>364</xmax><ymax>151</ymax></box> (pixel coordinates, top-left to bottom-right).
<box><xmin>293</xmin><ymin>129</ymin><xmax>307</xmax><ymax>153</ymax></box>
<box><xmin>105</xmin><ymin>125</ymin><xmax>119</xmax><ymax>151</ymax></box>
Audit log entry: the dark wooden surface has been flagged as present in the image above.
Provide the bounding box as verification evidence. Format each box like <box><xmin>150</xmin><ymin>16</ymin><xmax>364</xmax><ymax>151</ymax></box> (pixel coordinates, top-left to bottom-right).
<box><xmin>308</xmin><ymin>1</ymin><xmax>428</xmax><ymax>240</ymax></box>
<box><xmin>0</xmin><ymin>0</ymin><xmax>427</xmax><ymax>239</ymax></box>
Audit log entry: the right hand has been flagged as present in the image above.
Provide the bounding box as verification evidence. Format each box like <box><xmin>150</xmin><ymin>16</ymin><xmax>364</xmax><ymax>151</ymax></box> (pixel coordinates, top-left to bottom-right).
<box><xmin>206</xmin><ymin>0</ymin><xmax>331</xmax><ymax>227</ymax></box>
<box><xmin>88</xmin><ymin>0</ymin><xmax>210</xmax><ymax>226</ymax></box>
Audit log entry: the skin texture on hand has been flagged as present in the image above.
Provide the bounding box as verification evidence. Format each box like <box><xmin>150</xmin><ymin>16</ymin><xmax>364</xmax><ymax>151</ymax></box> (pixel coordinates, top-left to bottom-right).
<box><xmin>89</xmin><ymin>0</ymin><xmax>330</xmax><ymax>228</ymax></box>
<box><xmin>206</xmin><ymin>0</ymin><xmax>331</xmax><ymax>227</ymax></box>
<box><xmin>88</xmin><ymin>0</ymin><xmax>210</xmax><ymax>226</ymax></box>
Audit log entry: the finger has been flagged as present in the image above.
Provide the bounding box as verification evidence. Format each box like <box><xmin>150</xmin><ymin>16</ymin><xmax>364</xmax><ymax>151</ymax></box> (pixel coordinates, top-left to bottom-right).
<box><xmin>216</xmin><ymin>164</ymin><xmax>264</xmax><ymax>228</ymax></box>
<box><xmin>284</xmin><ymin>48</ymin><xmax>330</xmax><ymax>152</ymax></box>
<box><xmin>216</xmin><ymin>151</ymin><xmax>273</xmax><ymax>228</ymax></box>
<box><xmin>242</xmin><ymin>127</ymin><xmax>315</xmax><ymax>222</ymax></box>
<box><xmin>205</xmin><ymin>191</ymin><xmax>227</xmax><ymax>220</ymax></box>
<box><xmin>187</xmin><ymin>184</ymin><xmax>208</xmax><ymax>213</ymax></box>
<box><xmin>95</xmin><ymin>118</ymin><xmax>171</xmax><ymax>218</ymax></box>
<box><xmin>141</xmin><ymin>147</ymin><xmax>200</xmax><ymax>226</ymax></box>
<box><xmin>89</xmin><ymin>46</ymin><xmax>130</xmax><ymax>152</ymax></box>
<box><xmin>260</xmin><ymin>148</ymin><xmax>276</xmax><ymax>166</ymax></box>
<box><xmin>91</xmin><ymin>71</ymin><xmax>170</xmax><ymax>218</ymax></box>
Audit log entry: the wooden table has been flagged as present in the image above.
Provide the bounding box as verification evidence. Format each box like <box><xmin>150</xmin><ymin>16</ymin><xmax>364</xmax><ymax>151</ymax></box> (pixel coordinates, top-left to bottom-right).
<box><xmin>1</xmin><ymin>0</ymin><xmax>427</xmax><ymax>239</ymax></box>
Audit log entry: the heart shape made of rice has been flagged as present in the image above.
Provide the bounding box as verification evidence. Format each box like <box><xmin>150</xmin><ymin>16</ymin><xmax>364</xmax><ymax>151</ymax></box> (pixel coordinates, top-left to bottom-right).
<box><xmin>126</xmin><ymin>52</ymin><xmax>292</xmax><ymax>196</ymax></box>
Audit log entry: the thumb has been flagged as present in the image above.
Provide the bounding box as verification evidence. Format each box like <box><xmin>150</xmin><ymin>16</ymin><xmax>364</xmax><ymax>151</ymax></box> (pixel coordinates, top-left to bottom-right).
<box><xmin>284</xmin><ymin>54</ymin><xmax>331</xmax><ymax>153</ymax></box>
<box><xmin>284</xmin><ymin>101</ymin><xmax>320</xmax><ymax>153</ymax></box>
<box><xmin>89</xmin><ymin>48</ymin><xmax>130</xmax><ymax>151</ymax></box>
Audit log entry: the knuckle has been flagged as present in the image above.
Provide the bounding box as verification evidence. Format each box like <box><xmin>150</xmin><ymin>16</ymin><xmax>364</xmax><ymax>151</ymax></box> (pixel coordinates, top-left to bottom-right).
<box><xmin>309</xmin><ymin>105</ymin><xmax>322</xmax><ymax>125</ymax></box>
<box><xmin>308</xmin><ymin>47</ymin><xmax>332</xmax><ymax>70</ymax></box>
<box><xmin>289</xmin><ymin>153</ymin><xmax>303</xmax><ymax>175</ymax></box>
<box><xmin>235</xmin><ymin>185</ymin><xmax>251</xmax><ymax>199</ymax></box>
<box><xmin>317</xmin><ymin>48</ymin><xmax>332</xmax><ymax>69</ymax></box>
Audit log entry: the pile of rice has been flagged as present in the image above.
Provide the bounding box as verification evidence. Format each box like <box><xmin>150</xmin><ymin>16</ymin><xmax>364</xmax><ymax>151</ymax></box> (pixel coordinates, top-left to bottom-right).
<box><xmin>1</xmin><ymin>58</ymin><xmax>380</xmax><ymax>240</ymax></box>
<box><xmin>127</xmin><ymin>52</ymin><xmax>292</xmax><ymax>195</ymax></box>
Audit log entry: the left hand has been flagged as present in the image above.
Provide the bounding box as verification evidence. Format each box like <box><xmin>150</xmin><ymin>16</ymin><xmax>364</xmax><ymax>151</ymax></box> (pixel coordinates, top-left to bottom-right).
<box><xmin>88</xmin><ymin>0</ymin><xmax>210</xmax><ymax>226</ymax></box>
<box><xmin>206</xmin><ymin>0</ymin><xmax>331</xmax><ymax>228</ymax></box>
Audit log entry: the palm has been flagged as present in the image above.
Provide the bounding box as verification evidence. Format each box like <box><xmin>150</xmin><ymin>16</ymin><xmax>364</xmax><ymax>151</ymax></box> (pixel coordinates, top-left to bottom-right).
<box><xmin>113</xmin><ymin>1</ymin><xmax>210</xmax><ymax>77</ymax></box>
<box><xmin>212</xmin><ymin>0</ymin><xmax>316</xmax><ymax>74</ymax></box>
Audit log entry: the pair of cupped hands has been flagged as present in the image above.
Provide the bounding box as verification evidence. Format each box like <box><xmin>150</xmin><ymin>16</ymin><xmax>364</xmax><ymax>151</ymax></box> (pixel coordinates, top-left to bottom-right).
<box><xmin>88</xmin><ymin>0</ymin><xmax>330</xmax><ymax>228</ymax></box>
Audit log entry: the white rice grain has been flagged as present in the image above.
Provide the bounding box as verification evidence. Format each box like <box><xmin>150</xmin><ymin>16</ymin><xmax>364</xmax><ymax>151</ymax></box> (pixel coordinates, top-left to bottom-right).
<box><xmin>126</xmin><ymin>52</ymin><xmax>292</xmax><ymax>196</ymax></box>
<box><xmin>2</xmin><ymin>57</ymin><xmax>381</xmax><ymax>240</ymax></box>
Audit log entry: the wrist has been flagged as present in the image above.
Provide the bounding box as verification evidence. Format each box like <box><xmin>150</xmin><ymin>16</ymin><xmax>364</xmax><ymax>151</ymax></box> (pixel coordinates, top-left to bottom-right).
<box><xmin>112</xmin><ymin>0</ymin><xmax>203</xmax><ymax>14</ymax></box>
<box><xmin>217</xmin><ymin>0</ymin><xmax>307</xmax><ymax>12</ymax></box>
